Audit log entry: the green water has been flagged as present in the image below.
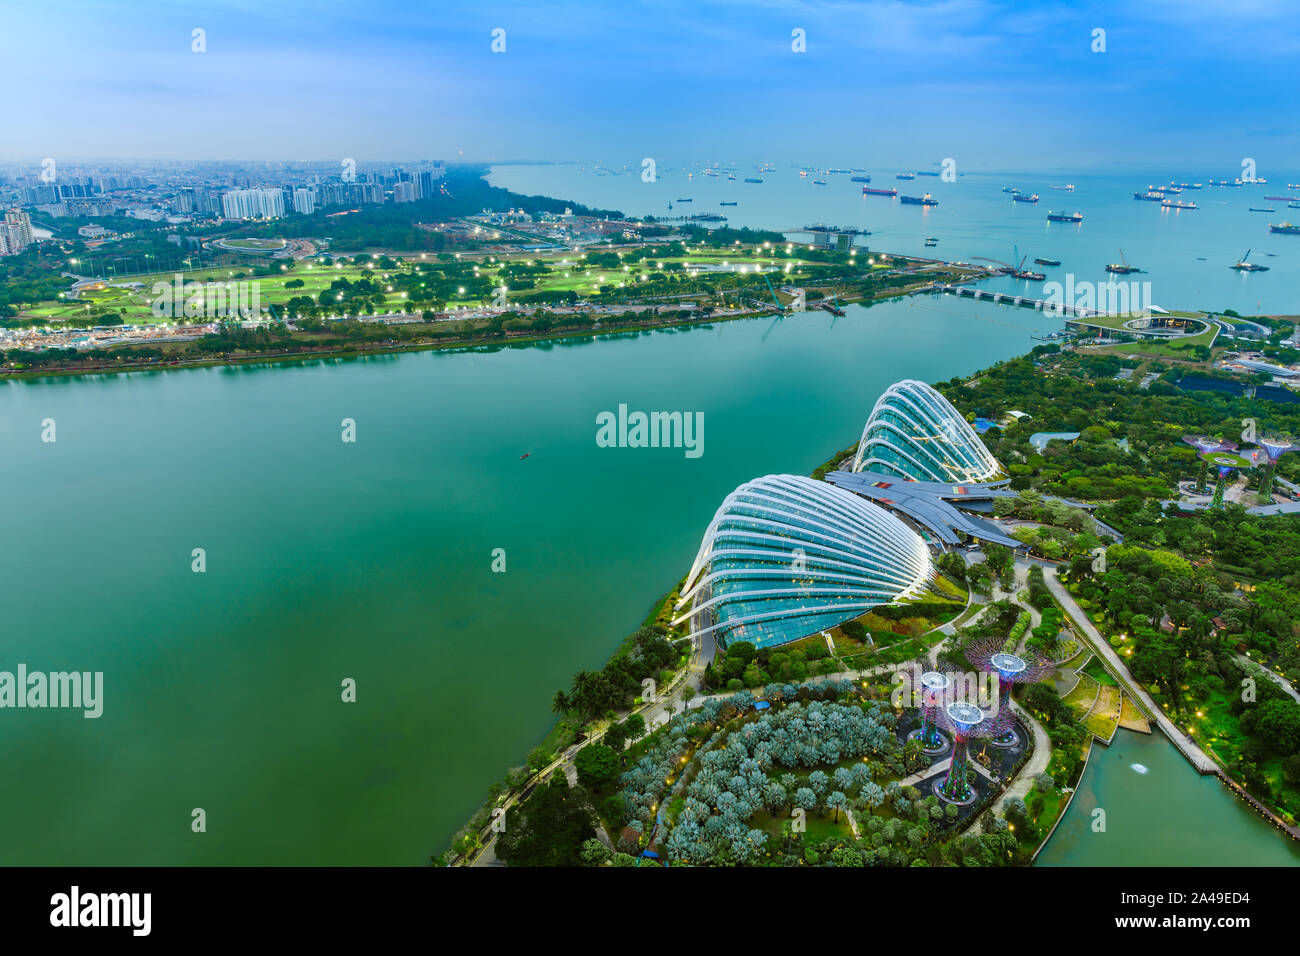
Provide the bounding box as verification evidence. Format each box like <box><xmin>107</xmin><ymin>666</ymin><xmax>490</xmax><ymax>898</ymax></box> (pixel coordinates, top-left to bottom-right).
<box><xmin>0</xmin><ymin>295</ymin><xmax>1290</xmax><ymax>865</ymax></box>
<box><xmin>1037</xmin><ymin>730</ymin><xmax>1300</xmax><ymax>866</ymax></box>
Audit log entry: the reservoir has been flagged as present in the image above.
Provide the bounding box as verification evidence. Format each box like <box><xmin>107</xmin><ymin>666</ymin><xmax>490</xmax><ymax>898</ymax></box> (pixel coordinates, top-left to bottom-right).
<box><xmin>1037</xmin><ymin>730</ymin><xmax>1300</xmax><ymax>866</ymax></box>
<box><xmin>1</xmin><ymin>293</ymin><xmax>1293</xmax><ymax>865</ymax></box>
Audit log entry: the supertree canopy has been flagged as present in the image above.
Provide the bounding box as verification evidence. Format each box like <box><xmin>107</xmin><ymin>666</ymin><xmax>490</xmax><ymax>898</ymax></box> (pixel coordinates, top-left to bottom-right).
<box><xmin>965</xmin><ymin>635</ymin><xmax>1053</xmax><ymax>743</ymax></box>
<box><xmin>934</xmin><ymin>701</ymin><xmax>987</xmax><ymax>803</ymax></box>
<box><xmin>1182</xmin><ymin>435</ymin><xmax>1238</xmax><ymax>494</ymax></box>
<box><xmin>1254</xmin><ymin>436</ymin><xmax>1295</xmax><ymax>500</ymax></box>
<box><xmin>912</xmin><ymin>671</ymin><xmax>951</xmax><ymax>753</ymax></box>
<box><xmin>1205</xmin><ymin>450</ymin><xmax>1253</xmax><ymax>508</ymax></box>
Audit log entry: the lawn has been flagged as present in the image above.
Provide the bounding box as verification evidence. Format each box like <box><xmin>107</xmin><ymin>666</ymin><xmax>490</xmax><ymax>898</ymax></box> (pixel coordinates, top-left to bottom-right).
<box><xmin>749</xmin><ymin>809</ymin><xmax>854</xmax><ymax>845</ymax></box>
<box><xmin>1081</xmin><ymin>656</ymin><xmax>1117</xmax><ymax>687</ymax></box>
<box><xmin>1063</xmin><ymin>671</ymin><xmax>1100</xmax><ymax>715</ymax></box>
<box><xmin>1082</xmin><ymin>685</ymin><xmax>1122</xmax><ymax>741</ymax></box>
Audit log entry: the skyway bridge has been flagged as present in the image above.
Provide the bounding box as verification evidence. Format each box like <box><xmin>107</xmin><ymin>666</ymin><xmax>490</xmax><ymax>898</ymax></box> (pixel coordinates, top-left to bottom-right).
<box><xmin>925</xmin><ymin>282</ymin><xmax>1107</xmax><ymax>318</ymax></box>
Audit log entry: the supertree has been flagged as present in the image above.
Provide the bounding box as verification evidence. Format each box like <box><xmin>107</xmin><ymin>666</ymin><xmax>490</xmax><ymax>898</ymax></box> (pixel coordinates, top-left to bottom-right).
<box><xmin>1253</xmin><ymin>436</ymin><xmax>1296</xmax><ymax>501</ymax></box>
<box><xmin>965</xmin><ymin>635</ymin><xmax>1053</xmax><ymax>746</ymax></box>
<box><xmin>1182</xmin><ymin>435</ymin><xmax>1236</xmax><ymax>494</ymax></box>
<box><xmin>908</xmin><ymin>671</ymin><xmax>952</xmax><ymax>754</ymax></box>
<box><xmin>932</xmin><ymin>700</ymin><xmax>1006</xmax><ymax>804</ymax></box>
<box><xmin>1206</xmin><ymin>450</ymin><xmax>1252</xmax><ymax>508</ymax></box>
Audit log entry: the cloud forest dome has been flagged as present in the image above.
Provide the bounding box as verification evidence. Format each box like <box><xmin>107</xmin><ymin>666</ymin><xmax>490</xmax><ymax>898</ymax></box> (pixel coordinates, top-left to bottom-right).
<box><xmin>852</xmin><ymin>380</ymin><xmax>1003</xmax><ymax>483</ymax></box>
<box><xmin>673</xmin><ymin>475</ymin><xmax>933</xmax><ymax>650</ymax></box>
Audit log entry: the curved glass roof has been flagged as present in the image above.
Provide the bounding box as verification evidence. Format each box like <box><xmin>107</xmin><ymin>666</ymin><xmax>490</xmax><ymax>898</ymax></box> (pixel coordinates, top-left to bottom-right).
<box><xmin>673</xmin><ymin>474</ymin><xmax>933</xmax><ymax>650</ymax></box>
<box><xmin>852</xmin><ymin>379</ymin><xmax>1002</xmax><ymax>483</ymax></box>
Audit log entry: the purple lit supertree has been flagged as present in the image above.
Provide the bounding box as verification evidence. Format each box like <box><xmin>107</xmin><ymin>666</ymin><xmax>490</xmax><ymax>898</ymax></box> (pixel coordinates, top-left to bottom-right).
<box><xmin>933</xmin><ymin>701</ymin><xmax>991</xmax><ymax>804</ymax></box>
<box><xmin>965</xmin><ymin>636</ymin><xmax>1053</xmax><ymax>746</ymax></box>
<box><xmin>1254</xmin><ymin>436</ymin><xmax>1295</xmax><ymax>500</ymax></box>
<box><xmin>1182</xmin><ymin>435</ymin><xmax>1237</xmax><ymax>494</ymax></box>
<box><xmin>909</xmin><ymin>671</ymin><xmax>951</xmax><ymax>754</ymax></box>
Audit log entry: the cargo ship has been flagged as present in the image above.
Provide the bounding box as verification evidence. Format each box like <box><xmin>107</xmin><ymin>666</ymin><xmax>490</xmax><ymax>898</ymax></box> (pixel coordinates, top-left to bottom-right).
<box><xmin>850</xmin><ymin>175</ymin><xmax>871</xmax><ymax>183</ymax></box>
<box><xmin>1002</xmin><ymin>186</ymin><xmax>1020</xmax><ymax>194</ymax></box>
<box><xmin>676</xmin><ymin>197</ymin><xmax>693</xmax><ymax>202</ymax></box>
<box><xmin>812</xmin><ymin>179</ymin><xmax>828</xmax><ymax>185</ymax></box>
<box><xmin>1264</xmin><ymin>196</ymin><xmax>1295</xmax><ymax>201</ymax></box>
<box><xmin>1047</xmin><ymin>211</ymin><xmax>1083</xmax><ymax>222</ymax></box>
<box><xmin>1033</xmin><ymin>257</ymin><xmax>1061</xmax><ymax>266</ymax></box>
<box><xmin>1173</xmin><ymin>182</ymin><xmax>1203</xmax><ymax>189</ymax></box>
<box><xmin>1290</xmin><ymin>202</ymin><xmax>1300</xmax><ymax>209</ymax></box>
<box><xmin>916</xmin><ymin>171</ymin><xmax>940</xmax><ymax>177</ymax></box>
<box><xmin>719</xmin><ymin>201</ymin><xmax>738</xmax><ymax>206</ymax></box>
<box><xmin>1134</xmin><ymin>191</ymin><xmax>1165</xmax><ymax>201</ymax></box>
<box><xmin>924</xmin><ymin>237</ymin><xmax>939</xmax><ymax>247</ymax></box>
<box><xmin>896</xmin><ymin>172</ymin><xmax>916</xmax><ymax>180</ymax></box>
<box><xmin>862</xmin><ymin>186</ymin><xmax>898</xmax><ymax>196</ymax></box>
<box><xmin>899</xmin><ymin>193</ymin><xmax>939</xmax><ymax>206</ymax></box>
<box><xmin>1049</xmin><ymin>184</ymin><xmax>1075</xmax><ymax>191</ymax></box>
<box><xmin>1231</xmin><ymin>249</ymin><xmax>1269</xmax><ymax>271</ymax></box>
<box><xmin>1249</xmin><ymin>207</ymin><xmax>1274</xmax><ymax>213</ymax></box>
<box><xmin>1270</xmin><ymin>222</ymin><xmax>1300</xmax><ymax>235</ymax></box>
<box><xmin>744</xmin><ymin>177</ymin><xmax>763</xmax><ymax>183</ymax></box>
<box><xmin>1012</xmin><ymin>193</ymin><xmax>1040</xmax><ymax>203</ymax></box>
<box><xmin>1162</xmin><ymin>199</ymin><xmax>1198</xmax><ymax>209</ymax></box>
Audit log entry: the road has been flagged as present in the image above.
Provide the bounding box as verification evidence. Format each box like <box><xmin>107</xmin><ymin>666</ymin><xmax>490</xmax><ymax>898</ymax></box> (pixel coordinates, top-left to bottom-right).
<box><xmin>1042</xmin><ymin>565</ymin><xmax>1217</xmax><ymax>773</ymax></box>
<box><xmin>465</xmin><ymin>633</ymin><xmax>707</xmax><ymax>866</ymax></box>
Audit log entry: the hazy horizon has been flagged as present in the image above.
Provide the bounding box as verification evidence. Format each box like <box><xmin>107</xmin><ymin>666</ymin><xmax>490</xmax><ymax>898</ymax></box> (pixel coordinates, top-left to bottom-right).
<box><xmin>6</xmin><ymin>0</ymin><xmax>1299</xmax><ymax>171</ymax></box>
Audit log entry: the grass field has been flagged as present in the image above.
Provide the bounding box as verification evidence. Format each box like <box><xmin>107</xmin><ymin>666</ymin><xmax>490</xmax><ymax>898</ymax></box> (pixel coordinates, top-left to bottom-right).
<box><xmin>1063</xmin><ymin>671</ymin><xmax>1100</xmax><ymax>715</ymax></box>
<box><xmin>1082</xmin><ymin>685</ymin><xmax>1122</xmax><ymax>741</ymax></box>
<box><xmin>19</xmin><ymin>245</ymin><xmax>857</xmax><ymax>327</ymax></box>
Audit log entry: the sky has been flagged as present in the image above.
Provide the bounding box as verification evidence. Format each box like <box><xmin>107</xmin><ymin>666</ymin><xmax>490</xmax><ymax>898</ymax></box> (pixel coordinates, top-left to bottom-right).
<box><xmin>4</xmin><ymin>0</ymin><xmax>1299</xmax><ymax>170</ymax></box>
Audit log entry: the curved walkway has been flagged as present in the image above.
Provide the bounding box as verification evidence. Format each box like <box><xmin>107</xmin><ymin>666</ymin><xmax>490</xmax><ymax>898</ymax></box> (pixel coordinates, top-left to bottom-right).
<box><xmin>1042</xmin><ymin>565</ymin><xmax>1216</xmax><ymax>773</ymax></box>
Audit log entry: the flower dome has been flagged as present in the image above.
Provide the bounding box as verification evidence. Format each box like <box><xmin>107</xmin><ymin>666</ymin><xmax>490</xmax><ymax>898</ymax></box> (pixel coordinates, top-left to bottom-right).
<box><xmin>673</xmin><ymin>474</ymin><xmax>933</xmax><ymax>650</ymax></box>
<box><xmin>852</xmin><ymin>379</ymin><xmax>1002</xmax><ymax>482</ymax></box>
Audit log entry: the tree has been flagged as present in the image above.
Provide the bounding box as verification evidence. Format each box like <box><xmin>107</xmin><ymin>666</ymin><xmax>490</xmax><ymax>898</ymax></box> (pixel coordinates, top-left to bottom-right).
<box><xmin>827</xmin><ymin>790</ymin><xmax>848</xmax><ymax>822</ymax></box>
<box><xmin>495</xmin><ymin>775</ymin><xmax>597</xmax><ymax>867</ymax></box>
<box><xmin>624</xmin><ymin>713</ymin><xmax>646</xmax><ymax>743</ymax></box>
<box><xmin>579</xmin><ymin>838</ymin><xmax>611</xmax><ymax>866</ymax></box>
<box><xmin>605</xmin><ymin>719</ymin><xmax>629</xmax><ymax>752</ymax></box>
<box><xmin>574</xmin><ymin>744</ymin><xmax>620</xmax><ymax>791</ymax></box>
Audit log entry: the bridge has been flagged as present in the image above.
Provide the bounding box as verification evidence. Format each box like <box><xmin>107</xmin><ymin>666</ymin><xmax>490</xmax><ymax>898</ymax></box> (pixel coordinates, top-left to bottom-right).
<box><xmin>925</xmin><ymin>283</ymin><xmax>1107</xmax><ymax>318</ymax></box>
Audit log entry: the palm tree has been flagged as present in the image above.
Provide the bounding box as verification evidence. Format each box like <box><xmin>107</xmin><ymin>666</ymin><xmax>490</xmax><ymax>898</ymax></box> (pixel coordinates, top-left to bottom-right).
<box><xmin>551</xmin><ymin>690</ymin><xmax>570</xmax><ymax>715</ymax></box>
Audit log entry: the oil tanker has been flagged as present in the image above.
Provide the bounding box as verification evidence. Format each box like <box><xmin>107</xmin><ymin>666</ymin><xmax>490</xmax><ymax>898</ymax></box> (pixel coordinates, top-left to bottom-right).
<box><xmin>862</xmin><ymin>186</ymin><xmax>898</xmax><ymax>196</ymax></box>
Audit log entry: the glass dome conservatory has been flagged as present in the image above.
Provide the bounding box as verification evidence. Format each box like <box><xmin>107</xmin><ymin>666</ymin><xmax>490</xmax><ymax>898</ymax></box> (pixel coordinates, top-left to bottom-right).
<box><xmin>673</xmin><ymin>474</ymin><xmax>933</xmax><ymax>650</ymax></box>
<box><xmin>852</xmin><ymin>379</ymin><xmax>1002</xmax><ymax>483</ymax></box>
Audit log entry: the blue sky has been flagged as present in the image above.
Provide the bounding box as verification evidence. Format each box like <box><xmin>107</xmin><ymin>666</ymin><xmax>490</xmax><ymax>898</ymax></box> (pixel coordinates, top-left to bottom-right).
<box><xmin>4</xmin><ymin>0</ymin><xmax>1298</xmax><ymax>170</ymax></box>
